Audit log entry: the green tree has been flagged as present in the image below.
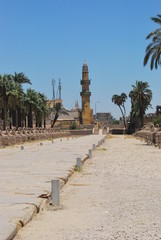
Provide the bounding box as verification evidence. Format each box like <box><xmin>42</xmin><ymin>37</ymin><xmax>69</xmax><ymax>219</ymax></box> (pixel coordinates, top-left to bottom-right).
<box><xmin>153</xmin><ymin>116</ymin><xmax>161</xmax><ymax>126</ymax></box>
<box><xmin>129</xmin><ymin>81</ymin><xmax>152</xmax><ymax>128</ymax></box>
<box><xmin>35</xmin><ymin>93</ymin><xmax>48</xmax><ymax>128</ymax></box>
<box><xmin>24</xmin><ymin>89</ymin><xmax>38</xmax><ymax>128</ymax></box>
<box><xmin>8</xmin><ymin>72</ymin><xmax>31</xmax><ymax>129</ymax></box>
<box><xmin>112</xmin><ymin>118</ymin><xmax>119</xmax><ymax>125</ymax></box>
<box><xmin>40</xmin><ymin>93</ymin><xmax>48</xmax><ymax>128</ymax></box>
<box><xmin>144</xmin><ymin>14</ymin><xmax>161</xmax><ymax>70</ymax></box>
<box><xmin>0</xmin><ymin>74</ymin><xmax>14</xmax><ymax>130</ymax></box>
<box><xmin>51</xmin><ymin>102</ymin><xmax>68</xmax><ymax>128</ymax></box>
<box><xmin>8</xmin><ymin>81</ymin><xmax>24</xmax><ymax>129</ymax></box>
<box><xmin>0</xmin><ymin>72</ymin><xmax>50</xmax><ymax>130</ymax></box>
<box><xmin>112</xmin><ymin>93</ymin><xmax>127</xmax><ymax>131</ymax></box>
<box><xmin>24</xmin><ymin>89</ymin><xmax>48</xmax><ymax>128</ymax></box>
<box><xmin>69</xmin><ymin>122</ymin><xmax>76</xmax><ymax>130</ymax></box>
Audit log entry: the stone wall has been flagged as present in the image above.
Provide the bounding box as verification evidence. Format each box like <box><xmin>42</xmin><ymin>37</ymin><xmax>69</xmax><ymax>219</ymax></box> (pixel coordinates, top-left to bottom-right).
<box><xmin>109</xmin><ymin>128</ymin><xmax>125</xmax><ymax>134</ymax></box>
<box><xmin>109</xmin><ymin>124</ymin><xmax>125</xmax><ymax>135</ymax></box>
<box><xmin>69</xmin><ymin>129</ymin><xmax>92</xmax><ymax>135</ymax></box>
<box><xmin>133</xmin><ymin>124</ymin><xmax>161</xmax><ymax>148</ymax></box>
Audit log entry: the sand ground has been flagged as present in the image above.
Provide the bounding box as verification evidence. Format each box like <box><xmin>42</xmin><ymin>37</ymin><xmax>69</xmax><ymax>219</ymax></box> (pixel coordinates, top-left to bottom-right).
<box><xmin>14</xmin><ymin>135</ymin><xmax>161</xmax><ymax>240</ymax></box>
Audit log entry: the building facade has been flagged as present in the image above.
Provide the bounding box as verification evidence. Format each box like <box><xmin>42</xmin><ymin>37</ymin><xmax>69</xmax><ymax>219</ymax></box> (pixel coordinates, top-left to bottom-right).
<box><xmin>94</xmin><ymin>112</ymin><xmax>112</xmax><ymax>129</ymax></box>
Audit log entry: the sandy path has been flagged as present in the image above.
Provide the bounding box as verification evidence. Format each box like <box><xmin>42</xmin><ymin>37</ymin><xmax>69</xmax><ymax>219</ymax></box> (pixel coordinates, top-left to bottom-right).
<box><xmin>0</xmin><ymin>135</ymin><xmax>104</xmax><ymax>239</ymax></box>
<box><xmin>15</xmin><ymin>135</ymin><xmax>161</xmax><ymax>240</ymax></box>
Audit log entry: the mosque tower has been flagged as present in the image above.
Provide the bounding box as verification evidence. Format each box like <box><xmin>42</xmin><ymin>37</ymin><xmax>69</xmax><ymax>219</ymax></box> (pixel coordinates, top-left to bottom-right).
<box><xmin>80</xmin><ymin>61</ymin><xmax>92</xmax><ymax>125</ymax></box>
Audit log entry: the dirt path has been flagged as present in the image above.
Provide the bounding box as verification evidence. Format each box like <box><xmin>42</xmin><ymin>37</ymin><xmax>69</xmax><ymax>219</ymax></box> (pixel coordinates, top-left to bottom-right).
<box><xmin>15</xmin><ymin>135</ymin><xmax>161</xmax><ymax>240</ymax></box>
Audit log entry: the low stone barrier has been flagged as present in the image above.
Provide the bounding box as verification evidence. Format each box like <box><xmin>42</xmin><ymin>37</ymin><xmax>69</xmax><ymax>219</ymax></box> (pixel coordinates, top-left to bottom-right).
<box><xmin>0</xmin><ymin>128</ymin><xmax>71</xmax><ymax>147</ymax></box>
<box><xmin>69</xmin><ymin>129</ymin><xmax>93</xmax><ymax>135</ymax></box>
<box><xmin>109</xmin><ymin>128</ymin><xmax>125</xmax><ymax>134</ymax></box>
<box><xmin>133</xmin><ymin>124</ymin><xmax>161</xmax><ymax>148</ymax></box>
<box><xmin>155</xmin><ymin>131</ymin><xmax>161</xmax><ymax>148</ymax></box>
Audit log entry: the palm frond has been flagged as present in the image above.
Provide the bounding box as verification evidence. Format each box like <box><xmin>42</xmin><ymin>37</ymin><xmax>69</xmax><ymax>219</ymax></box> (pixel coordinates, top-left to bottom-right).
<box><xmin>13</xmin><ymin>72</ymin><xmax>31</xmax><ymax>85</ymax></box>
<box><xmin>143</xmin><ymin>45</ymin><xmax>159</xmax><ymax>69</ymax></box>
<box><xmin>150</xmin><ymin>53</ymin><xmax>156</xmax><ymax>70</ymax></box>
<box><xmin>151</xmin><ymin>16</ymin><xmax>161</xmax><ymax>25</ymax></box>
<box><xmin>146</xmin><ymin>28</ymin><xmax>161</xmax><ymax>39</ymax></box>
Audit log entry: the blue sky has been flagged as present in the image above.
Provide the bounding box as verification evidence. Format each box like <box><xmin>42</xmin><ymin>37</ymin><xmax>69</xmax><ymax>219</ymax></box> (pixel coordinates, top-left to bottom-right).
<box><xmin>0</xmin><ymin>0</ymin><xmax>161</xmax><ymax>118</ymax></box>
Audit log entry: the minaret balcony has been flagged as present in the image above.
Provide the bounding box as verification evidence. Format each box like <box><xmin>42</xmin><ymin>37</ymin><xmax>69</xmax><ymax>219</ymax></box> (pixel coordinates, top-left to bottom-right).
<box><xmin>80</xmin><ymin>80</ymin><xmax>91</xmax><ymax>85</ymax></box>
<box><xmin>80</xmin><ymin>91</ymin><xmax>91</xmax><ymax>96</ymax></box>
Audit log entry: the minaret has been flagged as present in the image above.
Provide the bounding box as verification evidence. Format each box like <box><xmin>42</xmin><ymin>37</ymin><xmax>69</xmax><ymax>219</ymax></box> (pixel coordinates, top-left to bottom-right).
<box><xmin>58</xmin><ymin>78</ymin><xmax>61</xmax><ymax>100</ymax></box>
<box><xmin>80</xmin><ymin>61</ymin><xmax>91</xmax><ymax>125</ymax></box>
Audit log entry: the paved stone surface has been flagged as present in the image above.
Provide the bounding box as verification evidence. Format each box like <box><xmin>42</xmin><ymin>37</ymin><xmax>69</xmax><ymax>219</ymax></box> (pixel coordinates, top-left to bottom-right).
<box><xmin>14</xmin><ymin>135</ymin><xmax>161</xmax><ymax>240</ymax></box>
<box><xmin>0</xmin><ymin>135</ymin><xmax>103</xmax><ymax>240</ymax></box>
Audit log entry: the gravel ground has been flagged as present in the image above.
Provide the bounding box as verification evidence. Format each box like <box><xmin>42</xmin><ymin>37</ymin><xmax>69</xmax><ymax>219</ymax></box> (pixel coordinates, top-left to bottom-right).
<box><xmin>14</xmin><ymin>135</ymin><xmax>161</xmax><ymax>240</ymax></box>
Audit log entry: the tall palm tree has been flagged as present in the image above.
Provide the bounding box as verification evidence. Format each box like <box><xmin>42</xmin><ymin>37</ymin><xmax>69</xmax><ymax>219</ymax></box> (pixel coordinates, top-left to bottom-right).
<box><xmin>37</xmin><ymin>93</ymin><xmax>48</xmax><ymax>128</ymax></box>
<box><xmin>19</xmin><ymin>92</ymin><xmax>28</xmax><ymax>128</ymax></box>
<box><xmin>34</xmin><ymin>93</ymin><xmax>42</xmax><ymax>128</ymax></box>
<box><xmin>129</xmin><ymin>81</ymin><xmax>152</xmax><ymax>127</ymax></box>
<box><xmin>13</xmin><ymin>72</ymin><xmax>31</xmax><ymax>128</ymax></box>
<box><xmin>24</xmin><ymin>89</ymin><xmax>48</xmax><ymax>128</ymax></box>
<box><xmin>51</xmin><ymin>102</ymin><xmax>68</xmax><ymax>128</ymax></box>
<box><xmin>112</xmin><ymin>93</ymin><xmax>127</xmax><ymax>131</ymax></box>
<box><xmin>144</xmin><ymin>14</ymin><xmax>161</xmax><ymax>70</ymax></box>
<box><xmin>8</xmin><ymin>82</ymin><xmax>25</xmax><ymax>129</ymax></box>
<box><xmin>0</xmin><ymin>74</ymin><xmax>14</xmax><ymax>130</ymax></box>
<box><xmin>33</xmin><ymin>92</ymin><xmax>47</xmax><ymax>128</ymax></box>
<box><xmin>24</xmin><ymin>89</ymin><xmax>38</xmax><ymax>128</ymax></box>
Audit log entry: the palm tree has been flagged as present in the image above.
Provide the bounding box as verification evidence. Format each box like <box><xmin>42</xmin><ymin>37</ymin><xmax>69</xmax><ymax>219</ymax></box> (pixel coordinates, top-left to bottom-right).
<box><xmin>129</xmin><ymin>81</ymin><xmax>152</xmax><ymax>127</ymax></box>
<box><xmin>24</xmin><ymin>89</ymin><xmax>38</xmax><ymax>128</ymax></box>
<box><xmin>144</xmin><ymin>14</ymin><xmax>161</xmax><ymax>70</ymax></box>
<box><xmin>34</xmin><ymin>93</ymin><xmax>42</xmax><ymax>128</ymax></box>
<box><xmin>0</xmin><ymin>74</ymin><xmax>14</xmax><ymax>130</ymax></box>
<box><xmin>51</xmin><ymin>102</ymin><xmax>68</xmax><ymax>128</ymax></box>
<box><xmin>8</xmin><ymin>82</ymin><xmax>25</xmax><ymax>129</ymax></box>
<box><xmin>33</xmin><ymin>92</ymin><xmax>48</xmax><ymax>128</ymax></box>
<box><xmin>12</xmin><ymin>72</ymin><xmax>31</xmax><ymax>128</ymax></box>
<box><xmin>37</xmin><ymin>93</ymin><xmax>48</xmax><ymax>128</ymax></box>
<box><xmin>5</xmin><ymin>72</ymin><xmax>31</xmax><ymax>129</ymax></box>
<box><xmin>19</xmin><ymin>93</ymin><xmax>28</xmax><ymax>128</ymax></box>
<box><xmin>112</xmin><ymin>93</ymin><xmax>127</xmax><ymax>131</ymax></box>
<box><xmin>24</xmin><ymin>89</ymin><xmax>48</xmax><ymax>128</ymax></box>
<box><xmin>0</xmin><ymin>72</ymin><xmax>50</xmax><ymax>130</ymax></box>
